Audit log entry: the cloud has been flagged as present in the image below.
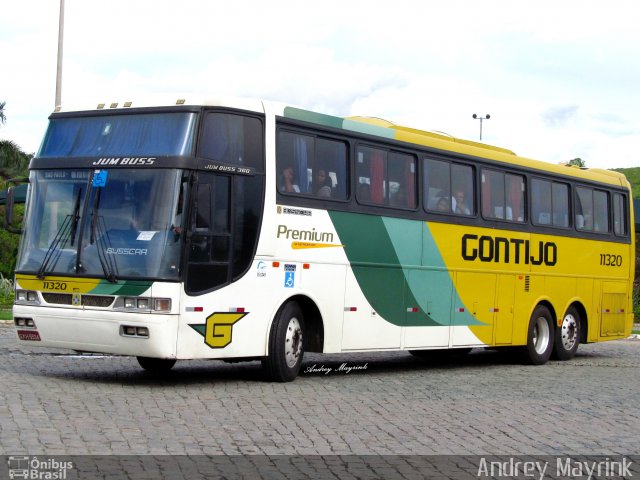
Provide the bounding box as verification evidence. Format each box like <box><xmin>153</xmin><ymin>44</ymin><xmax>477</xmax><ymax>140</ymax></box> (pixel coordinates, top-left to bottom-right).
<box><xmin>542</xmin><ymin>106</ymin><xmax>580</xmax><ymax>128</ymax></box>
<box><xmin>3</xmin><ymin>0</ymin><xmax>640</xmax><ymax>169</ymax></box>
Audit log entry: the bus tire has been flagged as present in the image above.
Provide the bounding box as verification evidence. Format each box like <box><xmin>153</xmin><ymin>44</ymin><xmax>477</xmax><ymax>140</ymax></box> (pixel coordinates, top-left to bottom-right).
<box><xmin>552</xmin><ymin>306</ymin><xmax>581</xmax><ymax>360</ymax></box>
<box><xmin>136</xmin><ymin>356</ymin><xmax>176</xmax><ymax>372</ymax></box>
<box><xmin>262</xmin><ymin>301</ymin><xmax>305</xmax><ymax>382</ymax></box>
<box><xmin>520</xmin><ymin>305</ymin><xmax>554</xmax><ymax>365</ymax></box>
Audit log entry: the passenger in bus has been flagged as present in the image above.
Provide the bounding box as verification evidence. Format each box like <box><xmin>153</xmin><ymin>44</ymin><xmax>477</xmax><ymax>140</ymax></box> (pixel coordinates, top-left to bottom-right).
<box><xmin>313</xmin><ymin>169</ymin><xmax>332</xmax><ymax>197</ymax></box>
<box><xmin>357</xmin><ymin>183</ymin><xmax>371</xmax><ymax>202</ymax></box>
<box><xmin>452</xmin><ymin>189</ymin><xmax>471</xmax><ymax>215</ymax></box>
<box><xmin>280</xmin><ymin>166</ymin><xmax>300</xmax><ymax>193</ymax></box>
<box><xmin>390</xmin><ymin>188</ymin><xmax>407</xmax><ymax>207</ymax></box>
<box><xmin>436</xmin><ymin>197</ymin><xmax>450</xmax><ymax>212</ymax></box>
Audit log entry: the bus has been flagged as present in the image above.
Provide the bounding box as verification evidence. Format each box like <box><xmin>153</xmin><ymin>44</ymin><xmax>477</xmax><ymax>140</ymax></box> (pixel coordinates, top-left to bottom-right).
<box><xmin>8</xmin><ymin>96</ymin><xmax>635</xmax><ymax>382</ymax></box>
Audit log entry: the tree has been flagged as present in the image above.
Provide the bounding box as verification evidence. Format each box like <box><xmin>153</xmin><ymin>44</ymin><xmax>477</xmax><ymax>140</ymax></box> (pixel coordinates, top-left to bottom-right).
<box><xmin>0</xmin><ymin>138</ymin><xmax>29</xmax><ymax>280</ymax></box>
<box><xmin>568</xmin><ymin>158</ymin><xmax>586</xmax><ymax>168</ymax></box>
<box><xmin>0</xmin><ymin>140</ymin><xmax>31</xmax><ymax>183</ymax></box>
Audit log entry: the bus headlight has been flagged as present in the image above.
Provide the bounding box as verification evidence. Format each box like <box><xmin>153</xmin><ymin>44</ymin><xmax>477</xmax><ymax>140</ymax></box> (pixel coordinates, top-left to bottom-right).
<box><xmin>121</xmin><ymin>297</ymin><xmax>171</xmax><ymax>313</ymax></box>
<box><xmin>137</xmin><ymin>298</ymin><xmax>149</xmax><ymax>309</ymax></box>
<box><xmin>16</xmin><ymin>290</ymin><xmax>39</xmax><ymax>304</ymax></box>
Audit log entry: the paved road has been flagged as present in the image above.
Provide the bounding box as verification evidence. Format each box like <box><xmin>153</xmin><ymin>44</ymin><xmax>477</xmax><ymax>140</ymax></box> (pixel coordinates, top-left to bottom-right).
<box><xmin>1</xmin><ymin>322</ymin><xmax>639</xmax><ymax>457</ymax></box>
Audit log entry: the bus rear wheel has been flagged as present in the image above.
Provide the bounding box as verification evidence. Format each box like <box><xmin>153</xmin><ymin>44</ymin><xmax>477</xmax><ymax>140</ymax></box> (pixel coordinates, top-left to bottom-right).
<box><xmin>552</xmin><ymin>306</ymin><xmax>581</xmax><ymax>360</ymax></box>
<box><xmin>136</xmin><ymin>356</ymin><xmax>176</xmax><ymax>372</ymax></box>
<box><xmin>262</xmin><ymin>301</ymin><xmax>305</xmax><ymax>382</ymax></box>
<box><xmin>520</xmin><ymin>305</ymin><xmax>554</xmax><ymax>365</ymax></box>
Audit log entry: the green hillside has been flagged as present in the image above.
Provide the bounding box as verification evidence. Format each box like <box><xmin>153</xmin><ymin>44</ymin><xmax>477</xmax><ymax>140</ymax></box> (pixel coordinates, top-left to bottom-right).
<box><xmin>613</xmin><ymin>167</ymin><xmax>640</xmax><ymax>198</ymax></box>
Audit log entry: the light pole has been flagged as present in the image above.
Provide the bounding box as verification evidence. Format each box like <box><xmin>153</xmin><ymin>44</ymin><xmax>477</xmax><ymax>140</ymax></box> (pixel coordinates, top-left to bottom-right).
<box><xmin>55</xmin><ymin>0</ymin><xmax>65</xmax><ymax>108</ymax></box>
<box><xmin>472</xmin><ymin>113</ymin><xmax>490</xmax><ymax>141</ymax></box>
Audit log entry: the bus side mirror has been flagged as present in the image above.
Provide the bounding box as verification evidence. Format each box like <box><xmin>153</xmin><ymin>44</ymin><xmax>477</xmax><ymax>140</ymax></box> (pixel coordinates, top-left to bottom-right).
<box><xmin>3</xmin><ymin>178</ymin><xmax>28</xmax><ymax>234</ymax></box>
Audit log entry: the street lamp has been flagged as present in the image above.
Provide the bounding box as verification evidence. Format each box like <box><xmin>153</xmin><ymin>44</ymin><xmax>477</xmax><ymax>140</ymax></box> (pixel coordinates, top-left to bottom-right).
<box><xmin>472</xmin><ymin>113</ymin><xmax>490</xmax><ymax>141</ymax></box>
<box><xmin>55</xmin><ymin>0</ymin><xmax>65</xmax><ymax>108</ymax></box>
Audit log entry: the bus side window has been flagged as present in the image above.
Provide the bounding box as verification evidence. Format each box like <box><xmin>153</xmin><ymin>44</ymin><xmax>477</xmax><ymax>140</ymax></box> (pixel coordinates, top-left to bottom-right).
<box><xmin>613</xmin><ymin>193</ymin><xmax>628</xmax><ymax>236</ymax></box>
<box><xmin>481</xmin><ymin>169</ymin><xmax>524</xmax><ymax>222</ymax></box>
<box><xmin>424</xmin><ymin>158</ymin><xmax>450</xmax><ymax>212</ymax></box>
<box><xmin>593</xmin><ymin>190</ymin><xmax>609</xmax><ymax>233</ymax></box>
<box><xmin>576</xmin><ymin>187</ymin><xmax>593</xmax><ymax>231</ymax></box>
<box><xmin>425</xmin><ymin>158</ymin><xmax>473</xmax><ymax>215</ymax></box>
<box><xmin>388</xmin><ymin>152</ymin><xmax>416</xmax><ymax>208</ymax></box>
<box><xmin>196</xmin><ymin>183</ymin><xmax>211</xmax><ymax>229</ymax></box>
<box><xmin>314</xmin><ymin>138</ymin><xmax>348</xmax><ymax>200</ymax></box>
<box><xmin>199</xmin><ymin>113</ymin><xmax>263</xmax><ymax>168</ymax></box>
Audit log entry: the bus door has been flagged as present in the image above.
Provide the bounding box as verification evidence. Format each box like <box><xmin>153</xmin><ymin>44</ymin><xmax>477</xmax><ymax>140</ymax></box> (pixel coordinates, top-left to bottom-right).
<box><xmin>185</xmin><ymin>174</ymin><xmax>233</xmax><ymax>294</ymax></box>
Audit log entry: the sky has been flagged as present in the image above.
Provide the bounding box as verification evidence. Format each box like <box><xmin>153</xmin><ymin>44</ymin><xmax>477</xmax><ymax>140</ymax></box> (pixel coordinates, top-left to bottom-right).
<box><xmin>1</xmin><ymin>0</ymin><xmax>640</xmax><ymax>169</ymax></box>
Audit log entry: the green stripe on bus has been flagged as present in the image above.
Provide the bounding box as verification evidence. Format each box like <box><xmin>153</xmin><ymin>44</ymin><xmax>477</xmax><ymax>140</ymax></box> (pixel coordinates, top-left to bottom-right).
<box><xmin>283</xmin><ymin>107</ymin><xmax>344</xmax><ymax>129</ymax></box>
<box><xmin>329</xmin><ymin>211</ymin><xmax>483</xmax><ymax>327</ymax></box>
<box><xmin>91</xmin><ymin>280</ymin><xmax>153</xmax><ymax>296</ymax></box>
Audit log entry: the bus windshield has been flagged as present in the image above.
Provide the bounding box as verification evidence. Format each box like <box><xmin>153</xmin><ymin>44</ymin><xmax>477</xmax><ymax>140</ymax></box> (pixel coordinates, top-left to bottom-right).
<box><xmin>38</xmin><ymin>112</ymin><xmax>197</xmax><ymax>157</ymax></box>
<box><xmin>16</xmin><ymin>169</ymin><xmax>187</xmax><ymax>281</ymax></box>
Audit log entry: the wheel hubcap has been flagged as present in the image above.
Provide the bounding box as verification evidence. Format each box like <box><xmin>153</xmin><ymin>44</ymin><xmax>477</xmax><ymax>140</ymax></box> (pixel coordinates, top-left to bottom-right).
<box><xmin>533</xmin><ymin>316</ymin><xmax>550</xmax><ymax>354</ymax></box>
<box><xmin>560</xmin><ymin>314</ymin><xmax>578</xmax><ymax>351</ymax></box>
<box><xmin>284</xmin><ymin>317</ymin><xmax>303</xmax><ymax>368</ymax></box>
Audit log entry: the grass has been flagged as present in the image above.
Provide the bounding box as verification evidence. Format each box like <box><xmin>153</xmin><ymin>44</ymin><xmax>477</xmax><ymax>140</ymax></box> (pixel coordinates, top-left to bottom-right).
<box><xmin>0</xmin><ymin>275</ymin><xmax>13</xmax><ymax>321</ymax></box>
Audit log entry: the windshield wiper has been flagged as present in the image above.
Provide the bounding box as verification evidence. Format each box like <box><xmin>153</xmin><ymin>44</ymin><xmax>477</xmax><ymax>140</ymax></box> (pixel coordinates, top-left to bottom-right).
<box><xmin>69</xmin><ymin>187</ymin><xmax>82</xmax><ymax>246</ymax></box>
<box><xmin>37</xmin><ymin>188</ymin><xmax>82</xmax><ymax>278</ymax></box>
<box><xmin>88</xmin><ymin>189</ymin><xmax>119</xmax><ymax>283</ymax></box>
<box><xmin>36</xmin><ymin>215</ymin><xmax>74</xmax><ymax>279</ymax></box>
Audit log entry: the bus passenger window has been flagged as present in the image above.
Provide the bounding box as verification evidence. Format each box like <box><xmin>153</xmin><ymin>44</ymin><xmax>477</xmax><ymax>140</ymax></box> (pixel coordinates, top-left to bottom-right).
<box><xmin>575</xmin><ymin>186</ymin><xmax>610</xmax><ymax>232</ymax></box>
<box><xmin>424</xmin><ymin>158</ymin><xmax>474</xmax><ymax>215</ymax></box>
<box><xmin>481</xmin><ymin>169</ymin><xmax>524</xmax><ymax>222</ymax></box>
<box><xmin>593</xmin><ymin>190</ymin><xmax>609</xmax><ymax>233</ymax></box>
<box><xmin>356</xmin><ymin>146</ymin><xmax>387</xmax><ymax>205</ymax></box>
<box><xmin>388</xmin><ymin>152</ymin><xmax>416</xmax><ymax>208</ymax></box>
<box><xmin>277</xmin><ymin>131</ymin><xmax>347</xmax><ymax>200</ymax></box>
<box><xmin>313</xmin><ymin>138</ymin><xmax>347</xmax><ymax>200</ymax></box>
<box><xmin>277</xmin><ymin>131</ymin><xmax>312</xmax><ymax>194</ymax></box>
<box><xmin>613</xmin><ymin>193</ymin><xmax>628</xmax><ymax>236</ymax></box>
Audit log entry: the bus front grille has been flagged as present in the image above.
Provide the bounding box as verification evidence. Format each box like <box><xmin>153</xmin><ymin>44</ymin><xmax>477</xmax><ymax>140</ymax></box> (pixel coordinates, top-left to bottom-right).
<box><xmin>42</xmin><ymin>293</ymin><xmax>115</xmax><ymax>308</ymax></box>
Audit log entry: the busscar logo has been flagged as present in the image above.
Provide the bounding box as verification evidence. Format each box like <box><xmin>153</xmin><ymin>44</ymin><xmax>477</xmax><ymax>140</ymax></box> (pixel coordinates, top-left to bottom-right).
<box><xmin>92</xmin><ymin>157</ymin><xmax>156</xmax><ymax>166</ymax></box>
<box><xmin>106</xmin><ymin>248</ymin><xmax>148</xmax><ymax>256</ymax></box>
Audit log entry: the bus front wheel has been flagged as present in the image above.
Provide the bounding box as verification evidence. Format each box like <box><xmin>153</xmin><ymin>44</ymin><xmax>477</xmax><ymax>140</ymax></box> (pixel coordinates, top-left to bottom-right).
<box><xmin>262</xmin><ymin>301</ymin><xmax>305</xmax><ymax>382</ymax></box>
<box><xmin>136</xmin><ymin>356</ymin><xmax>176</xmax><ymax>372</ymax></box>
<box><xmin>520</xmin><ymin>305</ymin><xmax>554</xmax><ymax>365</ymax></box>
<box><xmin>552</xmin><ymin>306</ymin><xmax>581</xmax><ymax>360</ymax></box>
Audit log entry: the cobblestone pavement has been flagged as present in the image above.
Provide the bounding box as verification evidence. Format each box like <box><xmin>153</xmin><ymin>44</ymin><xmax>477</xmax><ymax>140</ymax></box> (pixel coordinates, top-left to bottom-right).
<box><xmin>1</xmin><ymin>322</ymin><xmax>639</xmax><ymax>456</ymax></box>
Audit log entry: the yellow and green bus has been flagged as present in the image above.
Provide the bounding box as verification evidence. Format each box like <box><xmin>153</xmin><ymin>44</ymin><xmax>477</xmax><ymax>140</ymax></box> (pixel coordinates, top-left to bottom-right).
<box><xmin>9</xmin><ymin>96</ymin><xmax>635</xmax><ymax>381</ymax></box>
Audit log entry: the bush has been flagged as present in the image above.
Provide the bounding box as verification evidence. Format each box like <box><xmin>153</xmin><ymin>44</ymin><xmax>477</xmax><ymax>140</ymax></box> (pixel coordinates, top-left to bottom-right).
<box><xmin>0</xmin><ymin>274</ymin><xmax>14</xmax><ymax>309</ymax></box>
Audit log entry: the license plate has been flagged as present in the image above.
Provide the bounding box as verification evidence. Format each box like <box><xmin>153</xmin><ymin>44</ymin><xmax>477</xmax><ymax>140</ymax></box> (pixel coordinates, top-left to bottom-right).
<box><xmin>17</xmin><ymin>330</ymin><xmax>41</xmax><ymax>341</ymax></box>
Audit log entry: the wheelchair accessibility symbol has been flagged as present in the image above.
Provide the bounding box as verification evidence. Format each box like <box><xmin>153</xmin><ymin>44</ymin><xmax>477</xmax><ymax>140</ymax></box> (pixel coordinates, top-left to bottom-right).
<box><xmin>284</xmin><ymin>271</ymin><xmax>295</xmax><ymax>288</ymax></box>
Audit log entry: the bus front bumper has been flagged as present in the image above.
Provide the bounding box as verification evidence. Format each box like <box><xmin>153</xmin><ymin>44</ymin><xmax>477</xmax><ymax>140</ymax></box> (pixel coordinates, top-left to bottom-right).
<box><xmin>12</xmin><ymin>305</ymin><xmax>178</xmax><ymax>358</ymax></box>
